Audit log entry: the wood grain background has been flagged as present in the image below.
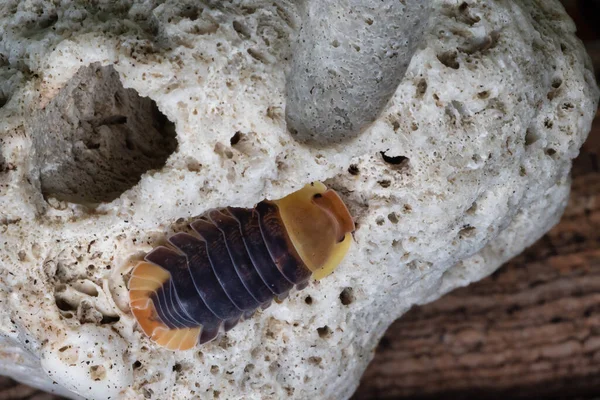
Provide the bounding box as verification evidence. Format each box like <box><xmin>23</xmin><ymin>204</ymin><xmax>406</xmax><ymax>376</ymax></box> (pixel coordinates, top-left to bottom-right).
<box><xmin>0</xmin><ymin>1</ymin><xmax>598</xmax><ymax>399</ymax></box>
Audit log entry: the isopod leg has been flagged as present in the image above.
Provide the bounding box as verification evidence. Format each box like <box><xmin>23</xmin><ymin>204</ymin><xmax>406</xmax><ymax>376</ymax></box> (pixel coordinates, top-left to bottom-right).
<box><xmin>224</xmin><ymin>316</ymin><xmax>240</xmax><ymax>332</ymax></box>
<box><xmin>199</xmin><ymin>325</ymin><xmax>220</xmax><ymax>344</ymax></box>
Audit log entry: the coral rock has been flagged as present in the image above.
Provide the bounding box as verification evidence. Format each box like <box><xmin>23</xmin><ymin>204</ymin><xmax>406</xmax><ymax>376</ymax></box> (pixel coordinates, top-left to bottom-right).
<box><xmin>0</xmin><ymin>0</ymin><xmax>597</xmax><ymax>399</ymax></box>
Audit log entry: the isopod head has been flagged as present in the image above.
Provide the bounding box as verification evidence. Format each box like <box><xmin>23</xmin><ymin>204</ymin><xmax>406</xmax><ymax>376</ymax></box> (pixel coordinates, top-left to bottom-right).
<box><xmin>273</xmin><ymin>182</ymin><xmax>354</xmax><ymax>280</ymax></box>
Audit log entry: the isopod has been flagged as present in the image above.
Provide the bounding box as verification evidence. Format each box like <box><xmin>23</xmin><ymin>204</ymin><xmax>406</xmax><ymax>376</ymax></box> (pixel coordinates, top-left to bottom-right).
<box><xmin>128</xmin><ymin>182</ymin><xmax>355</xmax><ymax>350</ymax></box>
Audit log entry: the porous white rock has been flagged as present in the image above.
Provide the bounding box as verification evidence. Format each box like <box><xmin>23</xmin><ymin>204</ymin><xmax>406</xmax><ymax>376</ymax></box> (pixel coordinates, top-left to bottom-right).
<box><xmin>0</xmin><ymin>0</ymin><xmax>597</xmax><ymax>399</ymax></box>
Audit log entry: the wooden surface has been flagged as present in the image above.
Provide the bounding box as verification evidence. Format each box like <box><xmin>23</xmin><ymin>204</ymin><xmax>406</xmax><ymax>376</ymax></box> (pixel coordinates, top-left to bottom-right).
<box><xmin>0</xmin><ymin>377</ymin><xmax>63</xmax><ymax>400</ymax></box>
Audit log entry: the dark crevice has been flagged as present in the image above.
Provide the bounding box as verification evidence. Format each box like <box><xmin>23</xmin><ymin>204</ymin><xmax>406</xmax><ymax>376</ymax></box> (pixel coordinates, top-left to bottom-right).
<box><xmin>32</xmin><ymin>64</ymin><xmax>177</xmax><ymax>204</ymax></box>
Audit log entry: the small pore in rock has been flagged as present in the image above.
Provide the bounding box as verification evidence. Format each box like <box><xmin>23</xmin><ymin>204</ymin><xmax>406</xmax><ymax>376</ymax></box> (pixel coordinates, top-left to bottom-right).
<box><xmin>459</xmin><ymin>225</ymin><xmax>477</xmax><ymax>238</ymax></box>
<box><xmin>380</xmin><ymin>151</ymin><xmax>409</xmax><ymax>168</ymax></box>
<box><xmin>308</xmin><ymin>356</ymin><xmax>322</xmax><ymax>365</ymax></box>
<box><xmin>546</xmin><ymin>148</ymin><xmax>558</xmax><ymax>157</ymax></box>
<box><xmin>317</xmin><ymin>326</ymin><xmax>332</xmax><ymax>338</ymax></box>
<box><xmin>89</xmin><ymin>365</ymin><xmax>106</xmax><ymax>381</ymax></box>
<box><xmin>416</xmin><ymin>78</ymin><xmax>428</xmax><ymax>97</ymax></box>
<box><xmin>378</xmin><ymin>180</ymin><xmax>391</xmax><ymax>188</ymax></box>
<box><xmin>348</xmin><ymin>164</ymin><xmax>360</xmax><ymax>175</ymax></box>
<box><xmin>339</xmin><ymin>287</ymin><xmax>354</xmax><ymax>305</ymax></box>
<box><xmin>230</xmin><ymin>131</ymin><xmax>243</xmax><ymax>146</ymax></box>
<box><xmin>525</xmin><ymin>128</ymin><xmax>541</xmax><ymax>145</ymax></box>
<box><xmin>232</xmin><ymin>20</ymin><xmax>251</xmax><ymax>40</ymax></box>
<box><xmin>437</xmin><ymin>51</ymin><xmax>460</xmax><ymax>69</ymax></box>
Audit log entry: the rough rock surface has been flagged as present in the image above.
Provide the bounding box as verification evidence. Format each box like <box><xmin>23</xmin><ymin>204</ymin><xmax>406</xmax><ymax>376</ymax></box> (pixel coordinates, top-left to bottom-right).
<box><xmin>285</xmin><ymin>0</ymin><xmax>432</xmax><ymax>144</ymax></box>
<box><xmin>0</xmin><ymin>1</ymin><xmax>597</xmax><ymax>399</ymax></box>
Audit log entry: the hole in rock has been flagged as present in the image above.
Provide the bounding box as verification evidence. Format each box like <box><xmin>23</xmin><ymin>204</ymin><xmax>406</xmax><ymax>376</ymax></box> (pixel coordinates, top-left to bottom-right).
<box><xmin>437</xmin><ymin>51</ymin><xmax>460</xmax><ymax>69</ymax></box>
<box><xmin>477</xmin><ymin>91</ymin><xmax>489</xmax><ymax>99</ymax></box>
<box><xmin>230</xmin><ymin>131</ymin><xmax>243</xmax><ymax>146</ymax></box>
<box><xmin>380</xmin><ymin>151</ymin><xmax>409</xmax><ymax>168</ymax></box>
<box><xmin>304</xmin><ymin>295</ymin><xmax>313</xmax><ymax>305</ymax></box>
<box><xmin>232</xmin><ymin>20</ymin><xmax>251</xmax><ymax>40</ymax></box>
<box><xmin>459</xmin><ymin>225</ymin><xmax>476</xmax><ymax>238</ymax></box>
<box><xmin>348</xmin><ymin>164</ymin><xmax>360</xmax><ymax>175</ymax></box>
<box><xmin>308</xmin><ymin>356</ymin><xmax>322</xmax><ymax>365</ymax></box>
<box><xmin>142</xmin><ymin>387</ymin><xmax>154</xmax><ymax>399</ymax></box>
<box><xmin>317</xmin><ymin>325</ymin><xmax>332</xmax><ymax>338</ymax></box>
<box><xmin>55</xmin><ymin>297</ymin><xmax>75</xmax><ymax>312</ymax></box>
<box><xmin>546</xmin><ymin>148</ymin><xmax>557</xmax><ymax>157</ymax></box>
<box><xmin>551</xmin><ymin>77</ymin><xmax>563</xmax><ymax>89</ymax></box>
<box><xmin>31</xmin><ymin>64</ymin><xmax>177</xmax><ymax>204</ymax></box>
<box><xmin>100</xmin><ymin>314</ymin><xmax>121</xmax><ymax>324</ymax></box>
<box><xmin>90</xmin><ymin>365</ymin><xmax>106</xmax><ymax>381</ymax></box>
<box><xmin>525</xmin><ymin>128</ymin><xmax>540</xmax><ymax>145</ymax></box>
<box><xmin>416</xmin><ymin>78</ymin><xmax>428</xmax><ymax>97</ymax></box>
<box><xmin>339</xmin><ymin>287</ymin><xmax>354</xmax><ymax>305</ymax></box>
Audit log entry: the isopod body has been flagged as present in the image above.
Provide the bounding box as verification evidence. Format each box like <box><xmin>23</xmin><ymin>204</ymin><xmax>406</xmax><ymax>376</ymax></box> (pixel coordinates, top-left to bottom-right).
<box><xmin>128</xmin><ymin>182</ymin><xmax>355</xmax><ymax>350</ymax></box>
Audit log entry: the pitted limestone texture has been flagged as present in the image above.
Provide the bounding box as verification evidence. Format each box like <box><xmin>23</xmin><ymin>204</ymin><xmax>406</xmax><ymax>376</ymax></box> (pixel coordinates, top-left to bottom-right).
<box><xmin>29</xmin><ymin>64</ymin><xmax>177</xmax><ymax>204</ymax></box>
<box><xmin>285</xmin><ymin>0</ymin><xmax>432</xmax><ymax>145</ymax></box>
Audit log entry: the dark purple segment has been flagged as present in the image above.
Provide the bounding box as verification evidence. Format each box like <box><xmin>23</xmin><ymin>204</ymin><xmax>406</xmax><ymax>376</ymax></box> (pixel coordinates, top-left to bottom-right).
<box><xmin>276</xmin><ymin>291</ymin><xmax>289</xmax><ymax>301</ymax></box>
<box><xmin>145</xmin><ymin>246</ymin><xmax>222</xmax><ymax>329</ymax></box>
<box><xmin>167</xmin><ymin>279</ymin><xmax>211</xmax><ymax>327</ymax></box>
<box><xmin>224</xmin><ymin>316</ymin><xmax>240</xmax><ymax>332</ymax></box>
<box><xmin>261</xmin><ymin>300</ymin><xmax>273</xmax><ymax>310</ymax></box>
<box><xmin>167</xmin><ymin>232</ymin><xmax>242</xmax><ymax>321</ymax></box>
<box><xmin>256</xmin><ymin>201</ymin><xmax>312</xmax><ymax>285</ymax></box>
<box><xmin>226</xmin><ymin>207</ymin><xmax>293</xmax><ymax>296</ymax></box>
<box><xmin>166</xmin><ymin>279</ymin><xmax>197</xmax><ymax>326</ymax></box>
<box><xmin>190</xmin><ymin>218</ymin><xmax>259</xmax><ymax>312</ymax></box>
<box><xmin>150</xmin><ymin>285</ymin><xmax>182</xmax><ymax>329</ymax></box>
<box><xmin>141</xmin><ymin>247</ymin><xmax>192</xmax><ymax>329</ymax></box>
<box><xmin>208</xmin><ymin>210</ymin><xmax>273</xmax><ymax>304</ymax></box>
<box><xmin>199</xmin><ymin>325</ymin><xmax>221</xmax><ymax>344</ymax></box>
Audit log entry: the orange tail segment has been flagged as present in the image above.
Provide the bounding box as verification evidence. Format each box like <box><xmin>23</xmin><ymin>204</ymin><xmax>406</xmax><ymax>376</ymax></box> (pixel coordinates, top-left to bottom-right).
<box><xmin>129</xmin><ymin>262</ymin><xmax>201</xmax><ymax>351</ymax></box>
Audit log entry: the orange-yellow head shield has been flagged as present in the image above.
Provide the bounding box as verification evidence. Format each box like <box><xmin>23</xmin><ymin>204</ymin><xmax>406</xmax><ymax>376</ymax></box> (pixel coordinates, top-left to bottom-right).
<box><xmin>273</xmin><ymin>182</ymin><xmax>355</xmax><ymax>280</ymax></box>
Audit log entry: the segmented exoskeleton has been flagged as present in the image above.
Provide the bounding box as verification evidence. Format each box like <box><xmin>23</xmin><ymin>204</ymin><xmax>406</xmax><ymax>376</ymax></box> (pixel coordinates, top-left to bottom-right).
<box><xmin>128</xmin><ymin>182</ymin><xmax>354</xmax><ymax>350</ymax></box>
